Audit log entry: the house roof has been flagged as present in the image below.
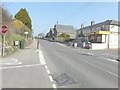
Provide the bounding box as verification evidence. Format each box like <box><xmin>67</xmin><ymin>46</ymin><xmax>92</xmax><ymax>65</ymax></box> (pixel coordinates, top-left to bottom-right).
<box><xmin>54</xmin><ymin>24</ymin><xmax>76</xmax><ymax>33</ymax></box>
<box><xmin>78</xmin><ymin>20</ymin><xmax>120</xmax><ymax>30</ymax></box>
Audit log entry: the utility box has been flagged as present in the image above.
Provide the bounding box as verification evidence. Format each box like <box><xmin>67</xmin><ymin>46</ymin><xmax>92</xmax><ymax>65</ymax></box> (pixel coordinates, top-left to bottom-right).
<box><xmin>73</xmin><ymin>43</ymin><xmax>77</xmax><ymax>48</ymax></box>
<box><xmin>19</xmin><ymin>40</ymin><xmax>25</xmax><ymax>49</ymax></box>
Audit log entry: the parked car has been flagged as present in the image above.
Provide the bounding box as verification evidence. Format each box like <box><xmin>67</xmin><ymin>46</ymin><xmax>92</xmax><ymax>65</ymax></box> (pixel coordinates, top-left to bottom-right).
<box><xmin>85</xmin><ymin>42</ymin><xmax>92</xmax><ymax>49</ymax></box>
<box><xmin>48</xmin><ymin>38</ymin><xmax>54</xmax><ymax>42</ymax></box>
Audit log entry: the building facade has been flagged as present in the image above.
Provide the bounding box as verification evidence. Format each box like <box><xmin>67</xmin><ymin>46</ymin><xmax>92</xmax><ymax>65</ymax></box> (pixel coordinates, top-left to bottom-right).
<box><xmin>77</xmin><ymin>20</ymin><xmax>120</xmax><ymax>49</ymax></box>
<box><xmin>50</xmin><ymin>24</ymin><xmax>76</xmax><ymax>41</ymax></box>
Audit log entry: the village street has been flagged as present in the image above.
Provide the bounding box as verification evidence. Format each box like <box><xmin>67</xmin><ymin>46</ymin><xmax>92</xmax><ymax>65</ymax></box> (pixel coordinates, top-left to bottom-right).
<box><xmin>1</xmin><ymin>39</ymin><xmax>119</xmax><ymax>88</ymax></box>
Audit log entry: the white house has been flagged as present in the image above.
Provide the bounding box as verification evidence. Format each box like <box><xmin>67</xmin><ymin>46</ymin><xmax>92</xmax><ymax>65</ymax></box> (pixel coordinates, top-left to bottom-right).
<box><xmin>77</xmin><ymin>20</ymin><xmax>120</xmax><ymax>49</ymax></box>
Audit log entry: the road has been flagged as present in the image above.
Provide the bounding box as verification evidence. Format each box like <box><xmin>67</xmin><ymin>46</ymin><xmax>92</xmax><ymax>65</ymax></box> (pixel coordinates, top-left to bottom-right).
<box><xmin>2</xmin><ymin>39</ymin><xmax>118</xmax><ymax>88</ymax></box>
<box><xmin>39</xmin><ymin>39</ymin><xmax>118</xmax><ymax>88</ymax></box>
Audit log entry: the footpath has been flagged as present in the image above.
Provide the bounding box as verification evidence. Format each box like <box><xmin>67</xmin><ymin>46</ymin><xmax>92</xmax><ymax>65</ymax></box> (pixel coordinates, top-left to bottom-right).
<box><xmin>0</xmin><ymin>39</ymin><xmax>39</xmax><ymax>67</ymax></box>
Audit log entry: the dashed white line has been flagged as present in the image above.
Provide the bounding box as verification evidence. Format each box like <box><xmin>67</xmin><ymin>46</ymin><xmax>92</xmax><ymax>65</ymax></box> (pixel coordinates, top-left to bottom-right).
<box><xmin>45</xmin><ymin>65</ymin><xmax>48</xmax><ymax>69</ymax></box>
<box><xmin>52</xmin><ymin>84</ymin><xmax>57</xmax><ymax>88</ymax></box>
<box><xmin>49</xmin><ymin>75</ymin><xmax>54</xmax><ymax>82</ymax></box>
<box><xmin>39</xmin><ymin>42</ymin><xmax>57</xmax><ymax>89</ymax></box>
<box><xmin>46</xmin><ymin>69</ymin><xmax>50</xmax><ymax>74</ymax></box>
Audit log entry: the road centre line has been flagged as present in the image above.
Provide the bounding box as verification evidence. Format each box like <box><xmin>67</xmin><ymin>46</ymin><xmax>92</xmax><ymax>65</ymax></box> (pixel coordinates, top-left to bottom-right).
<box><xmin>0</xmin><ymin>64</ymin><xmax>41</xmax><ymax>69</ymax></box>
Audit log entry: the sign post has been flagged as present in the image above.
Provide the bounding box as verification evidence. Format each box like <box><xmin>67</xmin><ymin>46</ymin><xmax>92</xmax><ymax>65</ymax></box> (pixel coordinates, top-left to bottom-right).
<box><xmin>1</xmin><ymin>25</ymin><xmax>8</xmax><ymax>56</ymax></box>
<box><xmin>24</xmin><ymin>32</ymin><xmax>28</xmax><ymax>46</ymax></box>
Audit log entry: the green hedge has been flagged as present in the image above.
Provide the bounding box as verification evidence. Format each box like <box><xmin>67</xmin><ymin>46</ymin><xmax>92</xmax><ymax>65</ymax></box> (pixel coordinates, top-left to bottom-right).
<box><xmin>6</xmin><ymin>34</ymin><xmax>25</xmax><ymax>45</ymax></box>
<box><xmin>5</xmin><ymin>34</ymin><xmax>25</xmax><ymax>55</ymax></box>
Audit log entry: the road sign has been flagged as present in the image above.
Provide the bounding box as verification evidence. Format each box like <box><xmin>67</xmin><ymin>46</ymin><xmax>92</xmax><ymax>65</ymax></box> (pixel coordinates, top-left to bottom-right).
<box><xmin>24</xmin><ymin>32</ymin><xmax>28</xmax><ymax>34</ymax></box>
<box><xmin>2</xmin><ymin>25</ymin><xmax>8</xmax><ymax>34</ymax></box>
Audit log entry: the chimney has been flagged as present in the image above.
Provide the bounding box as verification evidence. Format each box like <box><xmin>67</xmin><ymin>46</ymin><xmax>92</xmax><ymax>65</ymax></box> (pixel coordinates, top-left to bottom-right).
<box><xmin>81</xmin><ymin>23</ymin><xmax>84</xmax><ymax>29</ymax></box>
<box><xmin>91</xmin><ymin>21</ymin><xmax>95</xmax><ymax>26</ymax></box>
<box><xmin>57</xmin><ymin>21</ymin><xmax>58</xmax><ymax>24</ymax></box>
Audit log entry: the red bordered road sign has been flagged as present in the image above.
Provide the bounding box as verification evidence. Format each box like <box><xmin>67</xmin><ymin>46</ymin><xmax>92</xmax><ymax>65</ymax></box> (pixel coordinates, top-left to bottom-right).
<box><xmin>1</xmin><ymin>25</ymin><xmax>8</xmax><ymax>34</ymax></box>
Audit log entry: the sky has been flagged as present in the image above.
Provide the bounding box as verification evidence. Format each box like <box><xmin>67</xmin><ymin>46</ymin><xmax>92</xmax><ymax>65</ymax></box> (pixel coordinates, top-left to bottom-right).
<box><xmin>2</xmin><ymin>2</ymin><xmax>118</xmax><ymax>36</ymax></box>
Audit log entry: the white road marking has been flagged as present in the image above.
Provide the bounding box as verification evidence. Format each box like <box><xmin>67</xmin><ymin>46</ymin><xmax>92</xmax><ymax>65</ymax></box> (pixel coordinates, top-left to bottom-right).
<box><xmin>52</xmin><ymin>84</ymin><xmax>57</xmax><ymax>88</ymax></box>
<box><xmin>38</xmin><ymin>49</ymin><xmax>46</xmax><ymax>65</ymax></box>
<box><xmin>49</xmin><ymin>75</ymin><xmax>54</xmax><ymax>82</ymax></box>
<box><xmin>39</xmin><ymin>42</ymin><xmax>57</xmax><ymax>89</ymax></box>
<box><xmin>45</xmin><ymin>65</ymin><xmax>48</xmax><ymax>69</ymax></box>
<box><xmin>18</xmin><ymin>62</ymin><xmax>22</xmax><ymax>65</ymax></box>
<box><xmin>3</xmin><ymin>61</ymin><xmax>23</xmax><ymax>65</ymax></box>
<box><xmin>103</xmin><ymin>58</ymin><xmax>118</xmax><ymax>63</ymax></box>
<box><xmin>86</xmin><ymin>53</ymin><xmax>93</xmax><ymax>55</ymax></box>
<box><xmin>47</xmin><ymin>69</ymin><xmax>50</xmax><ymax>74</ymax></box>
<box><xmin>83</xmin><ymin>60</ymin><xmax>120</xmax><ymax>78</ymax></box>
<box><xmin>0</xmin><ymin>64</ymin><xmax>41</xmax><ymax>69</ymax></box>
<box><xmin>82</xmin><ymin>52</ymin><xmax>118</xmax><ymax>63</ymax></box>
<box><xmin>55</xmin><ymin>43</ymin><xmax>66</xmax><ymax>47</ymax></box>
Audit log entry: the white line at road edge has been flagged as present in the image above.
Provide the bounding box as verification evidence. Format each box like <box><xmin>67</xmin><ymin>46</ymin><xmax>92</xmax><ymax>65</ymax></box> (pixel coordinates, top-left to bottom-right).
<box><xmin>82</xmin><ymin>60</ymin><xmax>120</xmax><ymax>78</ymax></box>
<box><xmin>52</xmin><ymin>84</ymin><xmax>57</xmax><ymax>88</ymax></box>
<box><xmin>103</xmin><ymin>58</ymin><xmax>118</xmax><ymax>63</ymax></box>
<box><xmin>38</xmin><ymin>43</ymin><xmax>57</xmax><ymax>88</ymax></box>
<box><xmin>83</xmin><ymin>52</ymin><xmax>118</xmax><ymax>63</ymax></box>
<box><xmin>55</xmin><ymin>43</ymin><xmax>66</xmax><ymax>47</ymax></box>
<box><xmin>0</xmin><ymin>64</ymin><xmax>41</xmax><ymax>69</ymax></box>
<box><xmin>47</xmin><ymin>69</ymin><xmax>50</xmax><ymax>74</ymax></box>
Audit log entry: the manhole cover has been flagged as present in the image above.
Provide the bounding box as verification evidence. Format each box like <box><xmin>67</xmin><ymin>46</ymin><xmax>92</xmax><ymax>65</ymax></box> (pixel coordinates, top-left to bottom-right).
<box><xmin>52</xmin><ymin>73</ymin><xmax>78</xmax><ymax>86</ymax></box>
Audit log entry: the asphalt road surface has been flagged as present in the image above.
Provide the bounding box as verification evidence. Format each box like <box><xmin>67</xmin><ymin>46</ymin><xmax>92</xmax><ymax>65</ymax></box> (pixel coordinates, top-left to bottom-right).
<box><xmin>39</xmin><ymin>39</ymin><xmax>118</xmax><ymax>88</ymax></box>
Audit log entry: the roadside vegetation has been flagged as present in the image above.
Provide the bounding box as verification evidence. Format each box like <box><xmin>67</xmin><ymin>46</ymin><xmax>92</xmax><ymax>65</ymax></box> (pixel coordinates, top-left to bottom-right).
<box><xmin>1</xmin><ymin>6</ymin><xmax>33</xmax><ymax>56</ymax></box>
<box><xmin>58</xmin><ymin>33</ymin><xmax>70</xmax><ymax>42</ymax></box>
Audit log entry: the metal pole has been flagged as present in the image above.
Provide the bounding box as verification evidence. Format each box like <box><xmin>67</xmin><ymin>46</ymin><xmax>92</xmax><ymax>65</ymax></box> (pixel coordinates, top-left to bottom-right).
<box><xmin>1</xmin><ymin>34</ymin><xmax>3</xmax><ymax>56</ymax></box>
<box><xmin>1</xmin><ymin>34</ymin><xmax>5</xmax><ymax>56</ymax></box>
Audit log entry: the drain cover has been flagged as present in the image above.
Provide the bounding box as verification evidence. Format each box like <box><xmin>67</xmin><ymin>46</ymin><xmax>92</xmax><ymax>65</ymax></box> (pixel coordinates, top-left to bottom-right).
<box><xmin>52</xmin><ymin>73</ymin><xmax>78</xmax><ymax>86</ymax></box>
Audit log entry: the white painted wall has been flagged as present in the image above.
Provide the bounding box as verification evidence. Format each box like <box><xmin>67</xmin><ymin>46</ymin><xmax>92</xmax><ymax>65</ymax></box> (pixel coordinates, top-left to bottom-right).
<box><xmin>109</xmin><ymin>25</ymin><xmax>118</xmax><ymax>49</ymax></box>
<box><xmin>91</xmin><ymin>43</ymin><xmax>107</xmax><ymax>50</ymax></box>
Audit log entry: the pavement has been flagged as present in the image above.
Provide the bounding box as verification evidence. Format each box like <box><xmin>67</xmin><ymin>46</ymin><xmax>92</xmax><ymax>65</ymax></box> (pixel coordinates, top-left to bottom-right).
<box><xmin>0</xmin><ymin>58</ymin><xmax>22</xmax><ymax>67</ymax></box>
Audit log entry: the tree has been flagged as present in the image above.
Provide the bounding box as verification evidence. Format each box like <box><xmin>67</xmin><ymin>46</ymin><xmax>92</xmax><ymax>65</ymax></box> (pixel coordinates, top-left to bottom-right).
<box><xmin>14</xmin><ymin>8</ymin><xmax>32</xmax><ymax>30</ymax></box>
<box><xmin>58</xmin><ymin>33</ymin><xmax>70</xmax><ymax>40</ymax></box>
